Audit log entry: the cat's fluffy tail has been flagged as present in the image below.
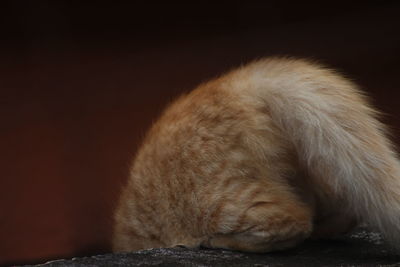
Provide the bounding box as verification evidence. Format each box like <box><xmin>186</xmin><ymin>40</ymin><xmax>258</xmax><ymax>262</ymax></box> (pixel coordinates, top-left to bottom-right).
<box><xmin>239</xmin><ymin>58</ymin><xmax>400</xmax><ymax>249</ymax></box>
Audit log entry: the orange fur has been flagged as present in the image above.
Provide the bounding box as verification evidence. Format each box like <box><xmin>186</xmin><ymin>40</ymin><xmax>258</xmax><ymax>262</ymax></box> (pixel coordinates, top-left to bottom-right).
<box><xmin>112</xmin><ymin>57</ymin><xmax>400</xmax><ymax>253</ymax></box>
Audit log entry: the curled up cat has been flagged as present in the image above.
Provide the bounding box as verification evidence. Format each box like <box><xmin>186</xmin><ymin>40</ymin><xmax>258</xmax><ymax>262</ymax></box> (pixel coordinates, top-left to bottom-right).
<box><xmin>112</xmin><ymin>57</ymin><xmax>400</xmax><ymax>253</ymax></box>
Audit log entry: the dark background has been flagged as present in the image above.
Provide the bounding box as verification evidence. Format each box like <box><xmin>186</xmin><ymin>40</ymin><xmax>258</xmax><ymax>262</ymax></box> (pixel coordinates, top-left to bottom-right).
<box><xmin>1</xmin><ymin>1</ymin><xmax>399</xmax><ymax>266</ymax></box>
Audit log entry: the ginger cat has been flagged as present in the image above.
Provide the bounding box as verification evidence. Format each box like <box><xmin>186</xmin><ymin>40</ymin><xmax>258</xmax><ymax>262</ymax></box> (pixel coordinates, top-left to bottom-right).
<box><xmin>113</xmin><ymin>57</ymin><xmax>400</xmax><ymax>253</ymax></box>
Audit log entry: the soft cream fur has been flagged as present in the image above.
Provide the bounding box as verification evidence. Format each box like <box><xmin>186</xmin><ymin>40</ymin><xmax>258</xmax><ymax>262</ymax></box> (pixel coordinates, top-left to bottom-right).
<box><xmin>113</xmin><ymin>57</ymin><xmax>400</xmax><ymax>253</ymax></box>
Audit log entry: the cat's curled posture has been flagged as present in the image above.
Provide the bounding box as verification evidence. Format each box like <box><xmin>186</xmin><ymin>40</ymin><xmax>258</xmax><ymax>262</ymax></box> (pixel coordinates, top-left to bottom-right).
<box><xmin>113</xmin><ymin>57</ymin><xmax>400</xmax><ymax>253</ymax></box>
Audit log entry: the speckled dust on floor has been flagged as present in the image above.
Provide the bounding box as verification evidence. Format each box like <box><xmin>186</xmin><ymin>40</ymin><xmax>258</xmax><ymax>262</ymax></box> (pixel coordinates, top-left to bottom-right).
<box><xmin>350</xmin><ymin>230</ymin><xmax>384</xmax><ymax>245</ymax></box>
<box><xmin>26</xmin><ymin>228</ymin><xmax>400</xmax><ymax>267</ymax></box>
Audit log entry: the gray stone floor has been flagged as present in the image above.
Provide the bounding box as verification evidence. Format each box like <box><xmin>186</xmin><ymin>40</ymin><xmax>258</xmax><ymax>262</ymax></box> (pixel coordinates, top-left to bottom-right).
<box><xmin>28</xmin><ymin>229</ymin><xmax>400</xmax><ymax>267</ymax></box>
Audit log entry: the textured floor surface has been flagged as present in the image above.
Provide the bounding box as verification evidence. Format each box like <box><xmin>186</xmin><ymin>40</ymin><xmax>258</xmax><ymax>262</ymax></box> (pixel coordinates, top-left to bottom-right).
<box><xmin>27</xmin><ymin>229</ymin><xmax>400</xmax><ymax>267</ymax></box>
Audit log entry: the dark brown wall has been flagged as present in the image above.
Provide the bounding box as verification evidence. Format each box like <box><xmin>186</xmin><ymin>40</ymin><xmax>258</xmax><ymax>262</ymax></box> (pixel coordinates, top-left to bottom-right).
<box><xmin>1</xmin><ymin>2</ymin><xmax>400</xmax><ymax>266</ymax></box>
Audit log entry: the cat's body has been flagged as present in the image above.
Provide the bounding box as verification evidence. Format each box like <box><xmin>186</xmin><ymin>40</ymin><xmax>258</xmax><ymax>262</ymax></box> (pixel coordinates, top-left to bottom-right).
<box><xmin>113</xmin><ymin>57</ymin><xmax>400</xmax><ymax>253</ymax></box>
